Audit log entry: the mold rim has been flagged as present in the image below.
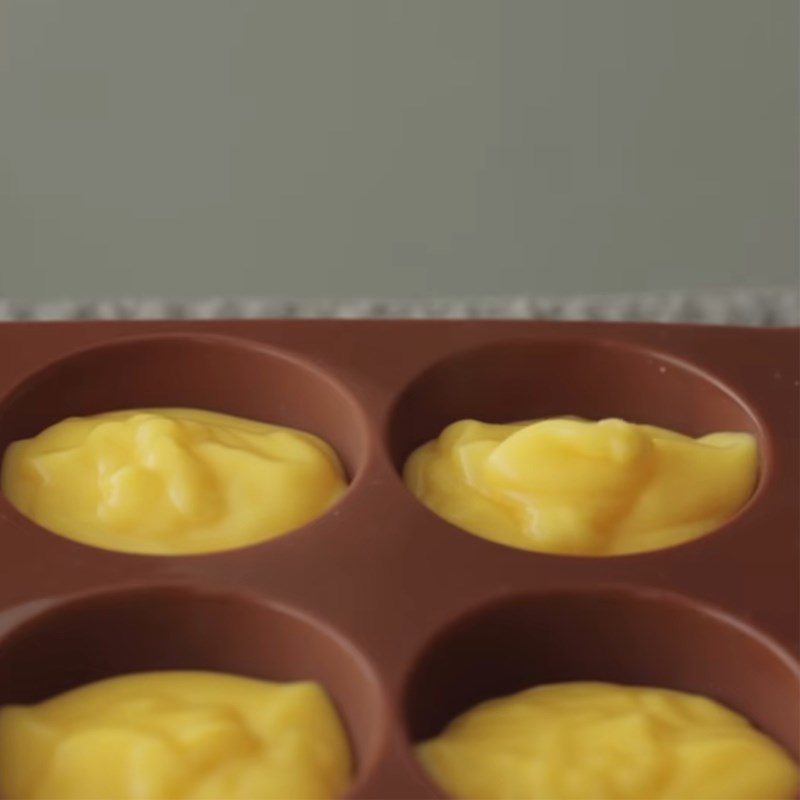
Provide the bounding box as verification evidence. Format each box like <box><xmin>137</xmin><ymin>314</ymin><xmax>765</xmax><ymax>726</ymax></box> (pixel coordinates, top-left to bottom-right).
<box><xmin>383</xmin><ymin>333</ymin><xmax>773</xmax><ymax>561</ymax></box>
<box><xmin>397</xmin><ymin>582</ymin><xmax>800</xmax><ymax>795</ymax></box>
<box><xmin>0</xmin><ymin>580</ymin><xmax>392</xmax><ymax>791</ymax></box>
<box><xmin>0</xmin><ymin>330</ymin><xmax>376</xmax><ymax>558</ymax></box>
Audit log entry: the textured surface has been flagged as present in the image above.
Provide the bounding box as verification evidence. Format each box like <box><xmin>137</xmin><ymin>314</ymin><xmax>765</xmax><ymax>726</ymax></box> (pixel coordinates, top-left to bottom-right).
<box><xmin>0</xmin><ymin>288</ymin><xmax>798</xmax><ymax>325</ymax></box>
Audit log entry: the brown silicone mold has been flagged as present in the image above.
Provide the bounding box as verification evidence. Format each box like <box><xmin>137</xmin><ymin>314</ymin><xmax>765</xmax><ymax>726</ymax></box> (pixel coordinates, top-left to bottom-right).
<box><xmin>0</xmin><ymin>321</ymin><xmax>796</xmax><ymax>799</ymax></box>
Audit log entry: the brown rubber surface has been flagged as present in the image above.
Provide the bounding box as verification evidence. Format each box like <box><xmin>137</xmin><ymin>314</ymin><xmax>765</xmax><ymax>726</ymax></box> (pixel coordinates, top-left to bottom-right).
<box><xmin>0</xmin><ymin>320</ymin><xmax>796</xmax><ymax>798</ymax></box>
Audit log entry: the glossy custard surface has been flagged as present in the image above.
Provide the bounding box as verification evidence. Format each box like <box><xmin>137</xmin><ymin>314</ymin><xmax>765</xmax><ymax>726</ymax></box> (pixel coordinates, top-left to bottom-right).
<box><xmin>404</xmin><ymin>417</ymin><xmax>757</xmax><ymax>555</ymax></box>
<box><xmin>417</xmin><ymin>682</ymin><xmax>798</xmax><ymax>800</ymax></box>
<box><xmin>1</xmin><ymin>408</ymin><xmax>347</xmax><ymax>554</ymax></box>
<box><xmin>0</xmin><ymin>671</ymin><xmax>352</xmax><ymax>800</ymax></box>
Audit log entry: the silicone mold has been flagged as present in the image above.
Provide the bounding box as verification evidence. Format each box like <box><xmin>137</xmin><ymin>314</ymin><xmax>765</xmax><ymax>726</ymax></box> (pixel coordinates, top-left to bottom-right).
<box><xmin>0</xmin><ymin>320</ymin><xmax>796</xmax><ymax>799</ymax></box>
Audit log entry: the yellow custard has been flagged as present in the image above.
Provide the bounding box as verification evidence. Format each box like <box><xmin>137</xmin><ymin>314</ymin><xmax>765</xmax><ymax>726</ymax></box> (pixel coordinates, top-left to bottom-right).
<box><xmin>0</xmin><ymin>671</ymin><xmax>352</xmax><ymax>800</ymax></box>
<box><xmin>404</xmin><ymin>417</ymin><xmax>757</xmax><ymax>555</ymax></box>
<box><xmin>417</xmin><ymin>682</ymin><xmax>798</xmax><ymax>800</ymax></box>
<box><xmin>1</xmin><ymin>408</ymin><xmax>347</xmax><ymax>554</ymax></box>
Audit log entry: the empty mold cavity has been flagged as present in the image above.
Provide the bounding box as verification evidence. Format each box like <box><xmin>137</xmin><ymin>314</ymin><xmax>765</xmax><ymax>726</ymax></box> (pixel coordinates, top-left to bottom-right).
<box><xmin>389</xmin><ymin>338</ymin><xmax>761</xmax><ymax>469</ymax></box>
<box><xmin>0</xmin><ymin>586</ymin><xmax>383</xmax><ymax>779</ymax></box>
<box><xmin>0</xmin><ymin>333</ymin><xmax>367</xmax><ymax>479</ymax></box>
<box><xmin>405</xmin><ymin>589</ymin><xmax>799</xmax><ymax>757</ymax></box>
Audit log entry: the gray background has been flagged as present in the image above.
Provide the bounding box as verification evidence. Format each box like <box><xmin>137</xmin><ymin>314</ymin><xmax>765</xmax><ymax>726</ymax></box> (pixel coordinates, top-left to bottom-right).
<box><xmin>0</xmin><ymin>0</ymin><xmax>797</xmax><ymax>301</ymax></box>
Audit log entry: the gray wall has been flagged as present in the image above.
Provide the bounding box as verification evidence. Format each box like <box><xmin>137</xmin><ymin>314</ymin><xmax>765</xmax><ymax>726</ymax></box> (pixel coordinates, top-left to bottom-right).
<box><xmin>0</xmin><ymin>0</ymin><xmax>797</xmax><ymax>301</ymax></box>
